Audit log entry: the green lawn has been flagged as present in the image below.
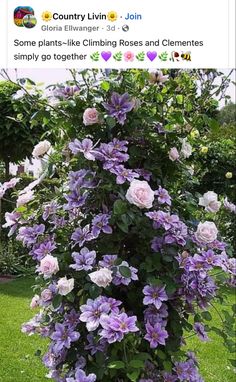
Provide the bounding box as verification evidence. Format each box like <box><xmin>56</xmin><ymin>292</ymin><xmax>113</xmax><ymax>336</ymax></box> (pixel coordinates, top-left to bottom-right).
<box><xmin>0</xmin><ymin>278</ymin><xmax>235</xmax><ymax>382</ymax></box>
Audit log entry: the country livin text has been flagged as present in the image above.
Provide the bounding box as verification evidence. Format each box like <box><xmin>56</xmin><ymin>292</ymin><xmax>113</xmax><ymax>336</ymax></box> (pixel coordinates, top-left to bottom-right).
<box><xmin>14</xmin><ymin>39</ymin><xmax>204</xmax><ymax>48</ymax></box>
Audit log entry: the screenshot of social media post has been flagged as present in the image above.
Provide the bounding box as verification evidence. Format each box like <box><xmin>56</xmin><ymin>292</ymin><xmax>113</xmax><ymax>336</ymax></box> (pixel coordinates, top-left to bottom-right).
<box><xmin>0</xmin><ymin>1</ymin><xmax>235</xmax><ymax>382</ymax></box>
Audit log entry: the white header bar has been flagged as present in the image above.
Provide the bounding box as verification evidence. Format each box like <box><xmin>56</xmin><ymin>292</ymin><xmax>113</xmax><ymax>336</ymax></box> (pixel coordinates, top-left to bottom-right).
<box><xmin>1</xmin><ymin>0</ymin><xmax>236</xmax><ymax>68</ymax></box>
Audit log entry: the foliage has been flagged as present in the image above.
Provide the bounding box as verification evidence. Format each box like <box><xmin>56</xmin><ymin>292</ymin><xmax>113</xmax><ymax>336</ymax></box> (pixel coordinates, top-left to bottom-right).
<box><xmin>0</xmin><ymin>79</ymin><xmax>51</xmax><ymax>176</ymax></box>
<box><xmin>3</xmin><ymin>69</ymin><xmax>236</xmax><ymax>382</ymax></box>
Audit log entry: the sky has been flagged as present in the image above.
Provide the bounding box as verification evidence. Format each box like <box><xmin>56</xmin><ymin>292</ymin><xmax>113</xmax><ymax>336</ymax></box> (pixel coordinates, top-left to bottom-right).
<box><xmin>2</xmin><ymin>68</ymin><xmax>236</xmax><ymax>107</ymax></box>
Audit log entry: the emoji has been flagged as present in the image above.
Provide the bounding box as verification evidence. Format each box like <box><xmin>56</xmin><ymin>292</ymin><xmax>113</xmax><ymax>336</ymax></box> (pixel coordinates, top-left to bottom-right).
<box><xmin>14</xmin><ymin>6</ymin><xmax>34</xmax><ymax>27</ymax></box>
<box><xmin>101</xmin><ymin>51</ymin><xmax>112</xmax><ymax>61</ymax></box>
<box><xmin>170</xmin><ymin>51</ymin><xmax>180</xmax><ymax>62</ymax></box>
<box><xmin>136</xmin><ymin>52</ymin><xmax>145</xmax><ymax>61</ymax></box>
<box><xmin>107</xmin><ymin>11</ymin><xmax>118</xmax><ymax>22</ymax></box>
<box><xmin>181</xmin><ymin>52</ymin><xmax>191</xmax><ymax>61</ymax></box>
<box><xmin>159</xmin><ymin>51</ymin><xmax>168</xmax><ymax>61</ymax></box>
<box><xmin>113</xmin><ymin>52</ymin><xmax>122</xmax><ymax>61</ymax></box>
<box><xmin>146</xmin><ymin>51</ymin><xmax>157</xmax><ymax>61</ymax></box>
<box><xmin>42</xmin><ymin>11</ymin><xmax>53</xmax><ymax>22</ymax></box>
<box><xmin>124</xmin><ymin>51</ymin><xmax>135</xmax><ymax>62</ymax></box>
<box><xmin>90</xmin><ymin>52</ymin><xmax>100</xmax><ymax>62</ymax></box>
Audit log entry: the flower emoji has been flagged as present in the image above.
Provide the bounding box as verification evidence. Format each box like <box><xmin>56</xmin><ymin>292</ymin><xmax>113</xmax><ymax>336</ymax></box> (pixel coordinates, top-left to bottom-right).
<box><xmin>42</xmin><ymin>11</ymin><xmax>53</xmax><ymax>22</ymax></box>
<box><xmin>124</xmin><ymin>51</ymin><xmax>135</xmax><ymax>62</ymax></box>
<box><xmin>107</xmin><ymin>11</ymin><xmax>118</xmax><ymax>22</ymax></box>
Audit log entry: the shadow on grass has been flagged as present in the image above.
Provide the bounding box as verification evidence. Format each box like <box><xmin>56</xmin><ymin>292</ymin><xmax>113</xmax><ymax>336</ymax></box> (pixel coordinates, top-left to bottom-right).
<box><xmin>0</xmin><ymin>277</ymin><xmax>35</xmax><ymax>299</ymax></box>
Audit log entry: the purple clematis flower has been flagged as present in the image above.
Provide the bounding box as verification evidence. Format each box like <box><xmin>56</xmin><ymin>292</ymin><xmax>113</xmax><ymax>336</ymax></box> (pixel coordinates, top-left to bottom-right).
<box><xmin>85</xmin><ymin>334</ymin><xmax>107</xmax><ymax>355</ymax></box>
<box><xmin>113</xmin><ymin>261</ymin><xmax>138</xmax><ymax>286</ymax></box>
<box><xmin>64</xmin><ymin>189</ymin><xmax>87</xmax><ymax>210</ymax></box>
<box><xmin>98</xmin><ymin>296</ymin><xmax>122</xmax><ymax>314</ymax></box>
<box><xmin>91</xmin><ymin>214</ymin><xmax>112</xmax><ymax>238</ymax></box>
<box><xmin>103</xmin><ymin>92</ymin><xmax>134</xmax><ymax>125</ymax></box>
<box><xmin>69</xmin><ymin>138</ymin><xmax>98</xmax><ymax>161</ymax></box>
<box><xmin>66</xmin><ymin>368</ymin><xmax>96</xmax><ymax>382</ymax></box>
<box><xmin>3</xmin><ymin>211</ymin><xmax>21</xmax><ymax>236</ymax></box>
<box><xmin>71</xmin><ymin>225</ymin><xmax>93</xmax><ymax>247</ymax></box>
<box><xmin>144</xmin><ymin>322</ymin><xmax>168</xmax><ymax>348</ymax></box>
<box><xmin>194</xmin><ymin>322</ymin><xmax>209</xmax><ymax>342</ymax></box>
<box><xmin>155</xmin><ymin>186</ymin><xmax>172</xmax><ymax>206</ymax></box>
<box><xmin>109</xmin><ymin>165</ymin><xmax>139</xmax><ymax>184</ymax></box>
<box><xmin>98</xmin><ymin>254</ymin><xmax>118</xmax><ymax>268</ymax></box>
<box><xmin>70</xmin><ymin>247</ymin><xmax>96</xmax><ymax>271</ymax></box>
<box><xmin>17</xmin><ymin>224</ymin><xmax>45</xmax><ymax>247</ymax></box>
<box><xmin>51</xmin><ymin>323</ymin><xmax>80</xmax><ymax>353</ymax></box>
<box><xmin>79</xmin><ymin>298</ymin><xmax>110</xmax><ymax>331</ymax></box>
<box><xmin>143</xmin><ymin>285</ymin><xmax>168</xmax><ymax>309</ymax></box>
<box><xmin>100</xmin><ymin>312</ymin><xmax>139</xmax><ymax>343</ymax></box>
<box><xmin>30</xmin><ymin>238</ymin><xmax>57</xmax><ymax>261</ymax></box>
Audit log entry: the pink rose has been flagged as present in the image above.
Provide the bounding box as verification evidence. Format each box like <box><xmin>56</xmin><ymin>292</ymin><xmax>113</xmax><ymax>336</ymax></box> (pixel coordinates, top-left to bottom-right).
<box><xmin>41</xmin><ymin>288</ymin><xmax>53</xmax><ymax>302</ymax></box>
<box><xmin>89</xmin><ymin>268</ymin><xmax>113</xmax><ymax>288</ymax></box>
<box><xmin>83</xmin><ymin>108</ymin><xmax>99</xmax><ymax>126</ymax></box>
<box><xmin>195</xmin><ymin>221</ymin><xmax>218</xmax><ymax>244</ymax></box>
<box><xmin>126</xmin><ymin>180</ymin><xmax>155</xmax><ymax>209</ymax></box>
<box><xmin>38</xmin><ymin>255</ymin><xmax>59</xmax><ymax>278</ymax></box>
<box><xmin>169</xmin><ymin>147</ymin><xmax>180</xmax><ymax>161</ymax></box>
<box><xmin>30</xmin><ymin>295</ymin><xmax>40</xmax><ymax>309</ymax></box>
<box><xmin>57</xmin><ymin>277</ymin><xmax>74</xmax><ymax>296</ymax></box>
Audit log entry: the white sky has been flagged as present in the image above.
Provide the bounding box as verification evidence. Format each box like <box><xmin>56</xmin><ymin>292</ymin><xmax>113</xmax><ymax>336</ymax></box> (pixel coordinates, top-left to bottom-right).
<box><xmin>2</xmin><ymin>68</ymin><xmax>236</xmax><ymax>107</ymax></box>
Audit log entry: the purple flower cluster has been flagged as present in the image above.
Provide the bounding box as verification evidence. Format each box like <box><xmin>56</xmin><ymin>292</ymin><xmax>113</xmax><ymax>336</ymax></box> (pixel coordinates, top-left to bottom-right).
<box><xmin>66</xmin><ymin>368</ymin><xmax>96</xmax><ymax>382</ymax></box>
<box><xmin>79</xmin><ymin>296</ymin><xmax>138</xmax><ymax>345</ymax></box>
<box><xmin>146</xmin><ymin>210</ymin><xmax>188</xmax><ymax>247</ymax></box>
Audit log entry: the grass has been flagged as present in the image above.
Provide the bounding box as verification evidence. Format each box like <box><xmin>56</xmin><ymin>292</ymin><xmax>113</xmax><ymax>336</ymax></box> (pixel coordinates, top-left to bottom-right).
<box><xmin>0</xmin><ymin>278</ymin><xmax>235</xmax><ymax>382</ymax></box>
<box><xmin>0</xmin><ymin>278</ymin><xmax>48</xmax><ymax>382</ymax></box>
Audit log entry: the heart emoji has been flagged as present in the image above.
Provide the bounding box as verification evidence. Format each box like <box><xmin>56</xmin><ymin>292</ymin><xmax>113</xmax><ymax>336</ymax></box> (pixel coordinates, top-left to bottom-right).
<box><xmin>101</xmin><ymin>51</ymin><xmax>112</xmax><ymax>61</ymax></box>
<box><xmin>146</xmin><ymin>51</ymin><xmax>157</xmax><ymax>61</ymax></box>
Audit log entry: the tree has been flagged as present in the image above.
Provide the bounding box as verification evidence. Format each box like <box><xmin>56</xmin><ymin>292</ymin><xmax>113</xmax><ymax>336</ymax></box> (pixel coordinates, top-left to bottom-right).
<box><xmin>0</xmin><ymin>81</ymin><xmax>48</xmax><ymax>178</ymax></box>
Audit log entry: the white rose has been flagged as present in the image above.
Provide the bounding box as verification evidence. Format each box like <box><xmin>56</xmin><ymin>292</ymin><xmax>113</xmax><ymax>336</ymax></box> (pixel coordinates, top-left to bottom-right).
<box><xmin>57</xmin><ymin>277</ymin><xmax>74</xmax><ymax>296</ymax></box>
<box><xmin>32</xmin><ymin>140</ymin><xmax>51</xmax><ymax>158</ymax></box>
<box><xmin>89</xmin><ymin>268</ymin><xmax>113</xmax><ymax>288</ymax></box>
<box><xmin>195</xmin><ymin>221</ymin><xmax>218</xmax><ymax>244</ymax></box>
<box><xmin>16</xmin><ymin>190</ymin><xmax>34</xmax><ymax>207</ymax></box>
<box><xmin>39</xmin><ymin>255</ymin><xmax>59</xmax><ymax>278</ymax></box>
<box><xmin>181</xmin><ymin>138</ymin><xmax>192</xmax><ymax>159</ymax></box>
<box><xmin>126</xmin><ymin>180</ymin><xmax>155</xmax><ymax>209</ymax></box>
<box><xmin>169</xmin><ymin>147</ymin><xmax>180</xmax><ymax>161</ymax></box>
<box><xmin>199</xmin><ymin>191</ymin><xmax>221</xmax><ymax>213</ymax></box>
<box><xmin>30</xmin><ymin>295</ymin><xmax>40</xmax><ymax>309</ymax></box>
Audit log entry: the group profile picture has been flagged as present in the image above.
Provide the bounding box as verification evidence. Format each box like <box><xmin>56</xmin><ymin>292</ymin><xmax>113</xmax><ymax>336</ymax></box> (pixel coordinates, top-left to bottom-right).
<box><xmin>14</xmin><ymin>6</ymin><xmax>37</xmax><ymax>28</ymax></box>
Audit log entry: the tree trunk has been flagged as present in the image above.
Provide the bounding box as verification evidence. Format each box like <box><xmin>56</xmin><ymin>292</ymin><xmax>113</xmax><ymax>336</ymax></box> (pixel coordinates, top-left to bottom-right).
<box><xmin>4</xmin><ymin>159</ymin><xmax>10</xmax><ymax>180</ymax></box>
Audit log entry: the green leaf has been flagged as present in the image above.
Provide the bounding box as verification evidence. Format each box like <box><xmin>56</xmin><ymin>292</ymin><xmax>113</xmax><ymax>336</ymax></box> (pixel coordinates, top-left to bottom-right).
<box><xmin>127</xmin><ymin>370</ymin><xmax>140</xmax><ymax>381</ymax></box>
<box><xmin>113</xmin><ymin>200</ymin><xmax>127</xmax><ymax>215</ymax></box>
<box><xmin>163</xmin><ymin>360</ymin><xmax>172</xmax><ymax>372</ymax></box>
<box><xmin>129</xmin><ymin>359</ymin><xmax>144</xmax><ymax>368</ymax></box>
<box><xmin>201</xmin><ymin>311</ymin><xmax>212</xmax><ymax>321</ymax></box>
<box><xmin>101</xmin><ymin>81</ymin><xmax>110</xmax><ymax>92</ymax></box>
<box><xmin>106</xmin><ymin>116</ymin><xmax>116</xmax><ymax>128</ymax></box>
<box><xmin>52</xmin><ymin>294</ymin><xmax>62</xmax><ymax>309</ymax></box>
<box><xmin>108</xmin><ymin>361</ymin><xmax>125</xmax><ymax>369</ymax></box>
<box><xmin>176</xmin><ymin>94</ymin><xmax>183</xmax><ymax>104</ymax></box>
<box><xmin>119</xmin><ymin>266</ymin><xmax>132</xmax><ymax>278</ymax></box>
<box><xmin>156</xmin><ymin>349</ymin><xmax>166</xmax><ymax>360</ymax></box>
<box><xmin>117</xmin><ymin>221</ymin><xmax>129</xmax><ymax>233</ymax></box>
